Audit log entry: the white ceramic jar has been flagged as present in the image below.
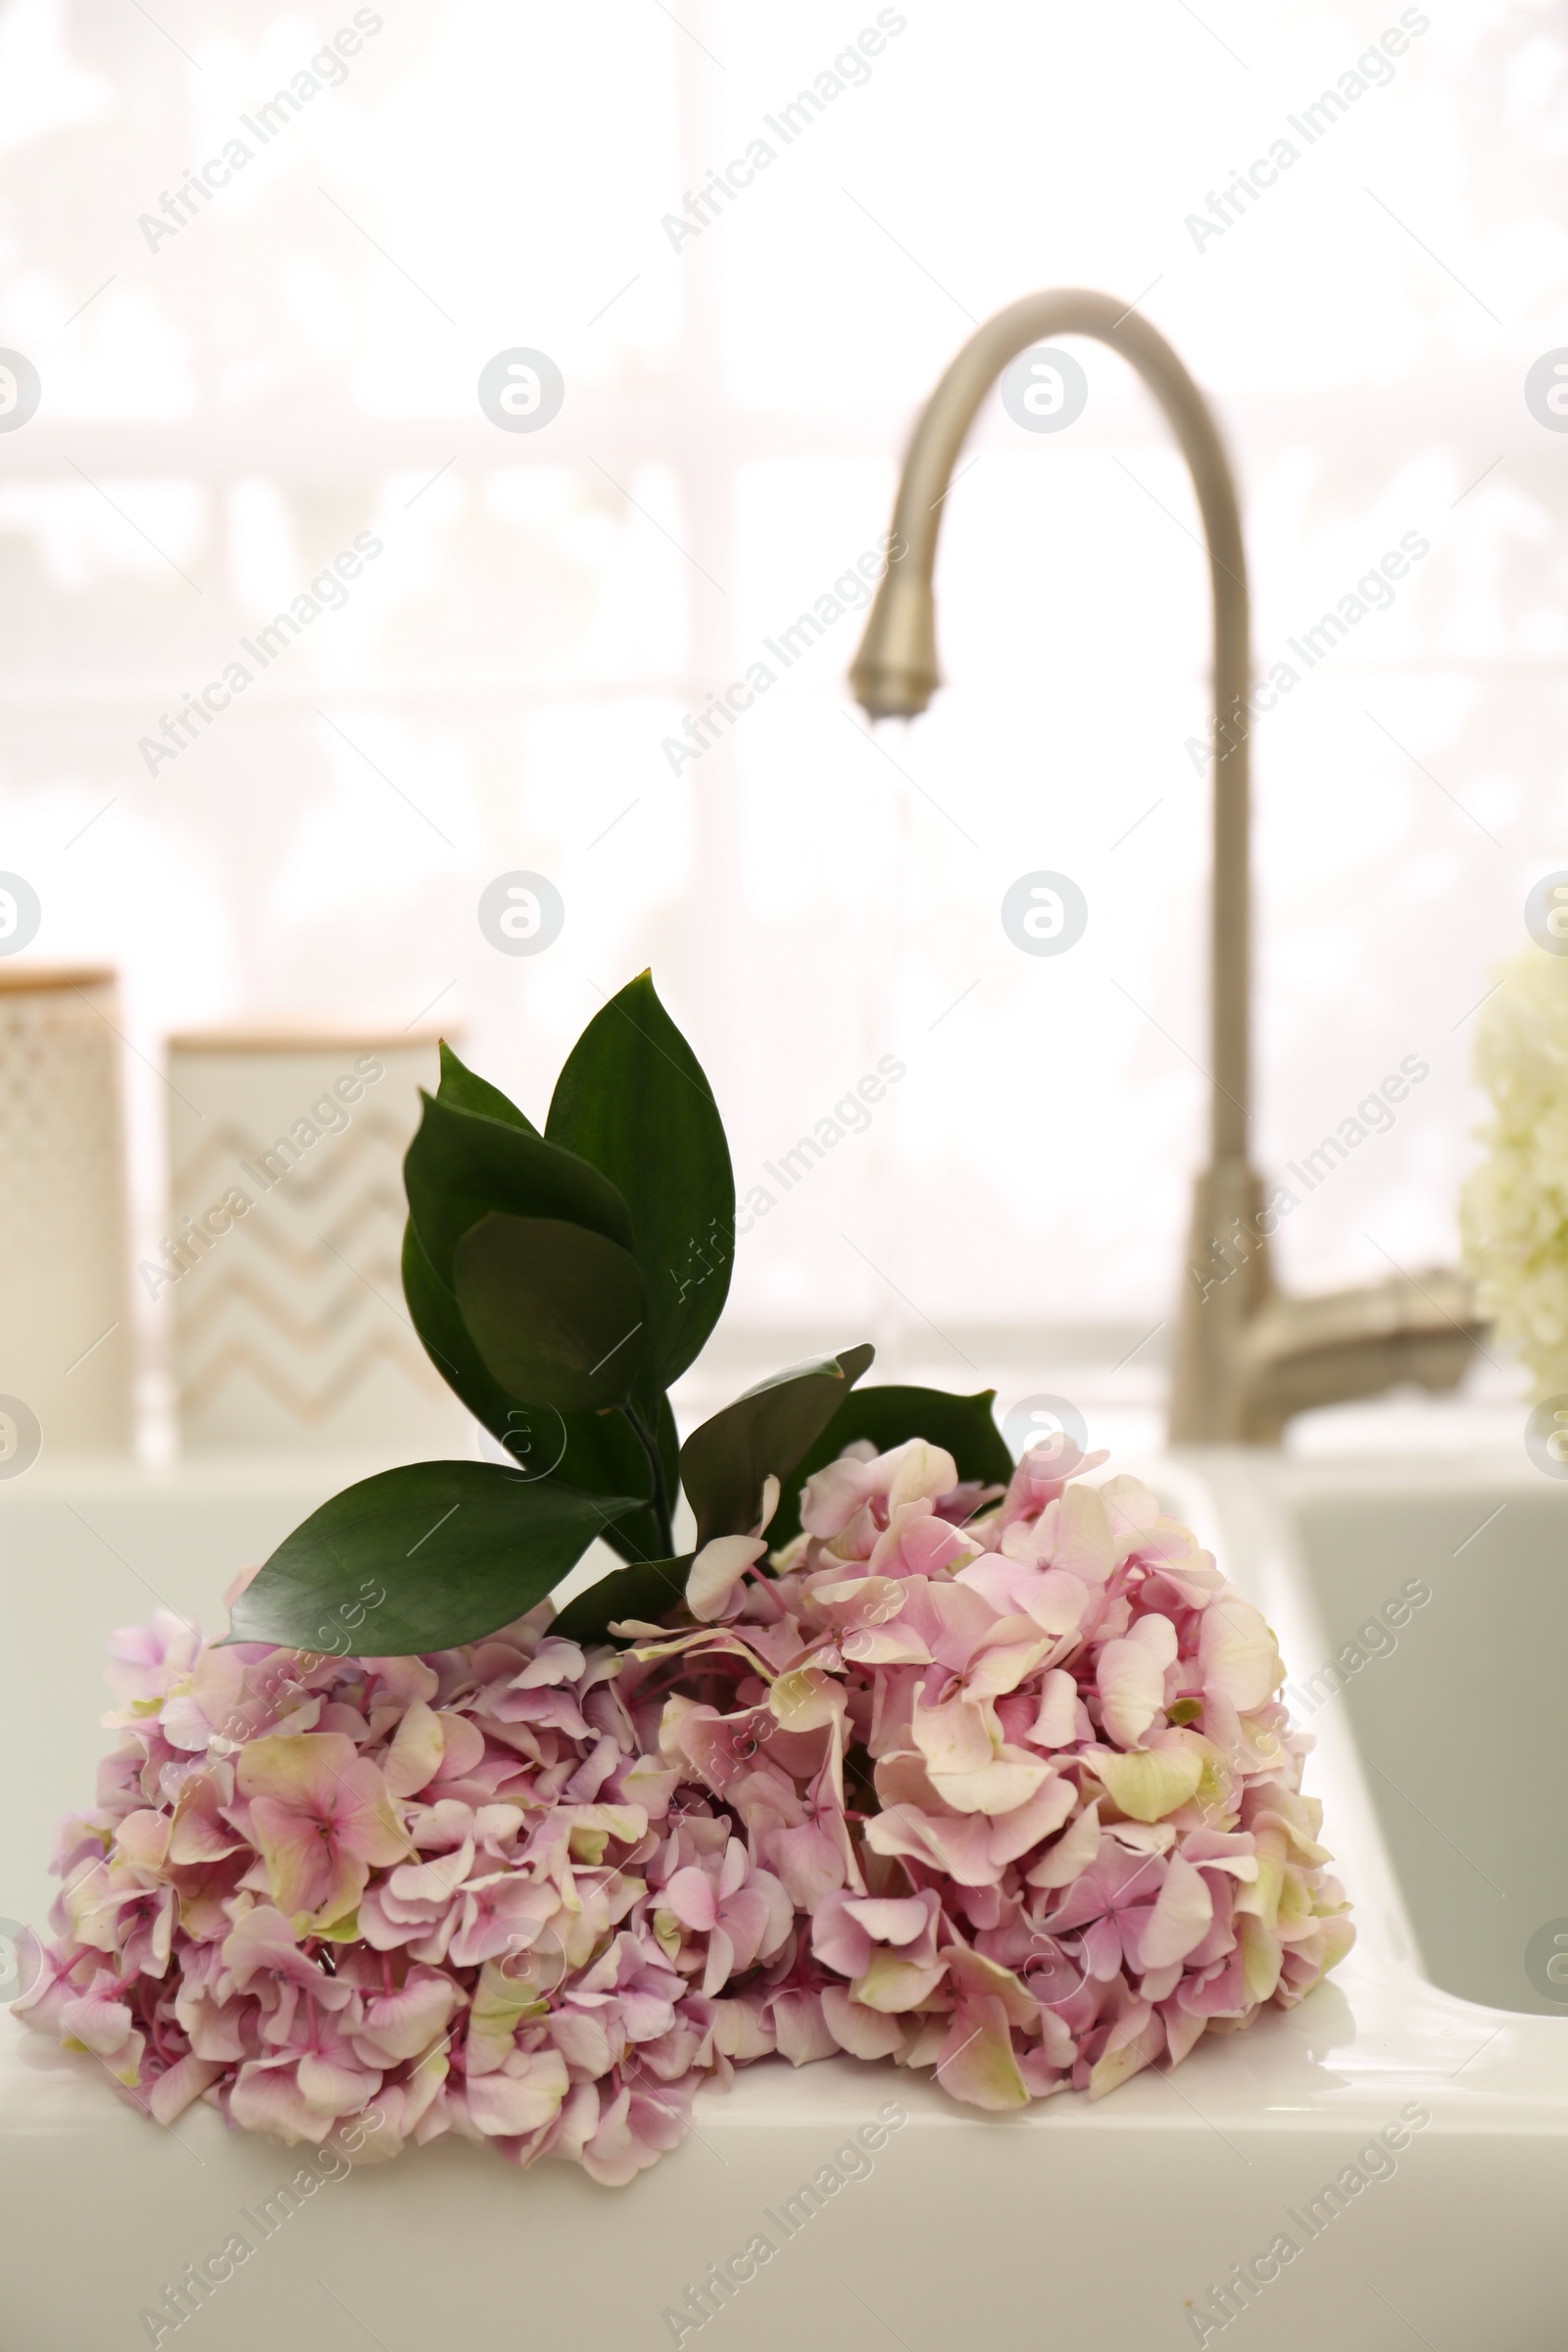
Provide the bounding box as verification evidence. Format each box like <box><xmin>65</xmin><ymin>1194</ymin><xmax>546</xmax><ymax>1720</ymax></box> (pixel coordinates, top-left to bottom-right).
<box><xmin>162</xmin><ymin>1028</ymin><xmax>472</xmax><ymax>1454</ymax></box>
<box><xmin>0</xmin><ymin>966</ymin><xmax>133</xmax><ymax>1461</ymax></box>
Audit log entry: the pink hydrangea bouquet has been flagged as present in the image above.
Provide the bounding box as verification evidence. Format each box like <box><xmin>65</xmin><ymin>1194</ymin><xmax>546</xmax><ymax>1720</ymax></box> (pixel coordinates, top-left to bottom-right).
<box><xmin>17</xmin><ymin>979</ymin><xmax>1352</xmax><ymax>2183</ymax></box>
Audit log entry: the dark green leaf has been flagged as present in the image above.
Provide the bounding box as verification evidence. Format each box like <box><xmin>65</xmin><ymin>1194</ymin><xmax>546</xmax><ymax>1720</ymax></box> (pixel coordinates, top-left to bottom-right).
<box><xmin>551</xmin><ymin>1554</ymin><xmax>692</xmax><ymax>1644</ymax></box>
<box><xmin>453</xmin><ymin>1212</ymin><xmax>648</xmax><ymax>1412</ymax></box>
<box><xmin>768</xmin><ymin>1383</ymin><xmax>1014</xmax><ymax>1548</ymax></box>
<box><xmin>558</xmin><ymin>1405</ymin><xmax>665</xmax><ymax>1561</ymax></box>
<box><xmin>583</xmin><ymin>1395</ymin><xmax>679</xmax><ymax>1567</ymax></box>
<box><xmin>546</xmin><ymin>972</ymin><xmax>734</xmax><ymax>1399</ymax></box>
<box><xmin>405</xmin><ymin>1091</ymin><xmax>633</xmax><ymax>1288</ymax></box>
<box><xmin>228</xmin><ymin>1461</ymin><xmax>640</xmax><ymax>1655</ymax></box>
<box><xmin>679</xmin><ymin>1342</ymin><xmax>875</xmax><ymax>1546</ymax></box>
<box><xmin>402</xmin><ymin>1215</ymin><xmax>523</xmax><ymax>1441</ymax></box>
<box><xmin>653</xmin><ymin>1389</ymin><xmax>679</xmax><ymax>1513</ymax></box>
<box><xmin>435</xmin><ymin>1039</ymin><xmax>537</xmax><ymax>1134</ymax></box>
<box><xmin>402</xmin><ymin>1218</ymin><xmax>660</xmax><ymax>1556</ymax></box>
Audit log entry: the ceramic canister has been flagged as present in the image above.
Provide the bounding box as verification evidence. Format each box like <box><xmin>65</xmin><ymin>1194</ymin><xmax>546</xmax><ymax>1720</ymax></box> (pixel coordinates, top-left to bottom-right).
<box><xmin>0</xmin><ymin>966</ymin><xmax>134</xmax><ymax>1461</ymax></box>
<box><xmin>162</xmin><ymin>1028</ymin><xmax>473</xmax><ymax>1453</ymax></box>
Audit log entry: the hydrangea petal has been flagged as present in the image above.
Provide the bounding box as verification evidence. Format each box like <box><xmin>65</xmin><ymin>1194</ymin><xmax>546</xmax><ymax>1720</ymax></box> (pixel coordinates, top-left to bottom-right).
<box><xmin>1085</xmin><ymin>1740</ymin><xmax>1204</xmax><ymax>1824</ymax></box>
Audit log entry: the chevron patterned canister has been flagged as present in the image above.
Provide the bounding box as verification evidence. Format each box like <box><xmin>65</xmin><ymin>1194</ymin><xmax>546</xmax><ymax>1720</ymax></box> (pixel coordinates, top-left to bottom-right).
<box><xmin>162</xmin><ymin>1030</ymin><xmax>474</xmax><ymax>1453</ymax></box>
<box><xmin>0</xmin><ymin>966</ymin><xmax>134</xmax><ymax>1457</ymax></box>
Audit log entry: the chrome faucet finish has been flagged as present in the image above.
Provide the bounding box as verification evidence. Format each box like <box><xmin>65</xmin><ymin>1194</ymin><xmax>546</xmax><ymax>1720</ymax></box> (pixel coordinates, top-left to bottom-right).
<box><xmin>850</xmin><ymin>289</ymin><xmax>1482</xmax><ymax>1442</ymax></box>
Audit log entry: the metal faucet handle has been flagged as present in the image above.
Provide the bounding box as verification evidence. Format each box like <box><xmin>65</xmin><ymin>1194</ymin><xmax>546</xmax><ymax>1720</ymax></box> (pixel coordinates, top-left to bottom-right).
<box><xmin>1236</xmin><ymin>1268</ymin><xmax>1485</xmax><ymax>1440</ymax></box>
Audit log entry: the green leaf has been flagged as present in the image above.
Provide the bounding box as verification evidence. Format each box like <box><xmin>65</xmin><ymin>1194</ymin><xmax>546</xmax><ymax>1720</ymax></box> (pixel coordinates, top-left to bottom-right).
<box><xmin>679</xmin><ymin>1343</ymin><xmax>875</xmax><ymax>1546</ymax></box>
<box><xmin>551</xmin><ymin>1554</ymin><xmax>692</xmax><ymax>1644</ymax></box>
<box><xmin>553</xmin><ymin>1404</ymin><xmax>654</xmax><ymax>1550</ymax></box>
<box><xmin>402</xmin><ymin>1215</ymin><xmax>524</xmax><ymax>1442</ymax></box>
<box><xmin>453</xmin><ymin>1212</ymin><xmax>648</xmax><ymax>1413</ymax></box>
<box><xmin>546</xmin><ymin>972</ymin><xmax>735</xmax><ymax>1400</ymax></box>
<box><xmin>767</xmin><ymin>1383</ymin><xmax>1014</xmax><ymax>1549</ymax></box>
<box><xmin>229</xmin><ymin>1461</ymin><xmax>639</xmax><ymax>1655</ymax></box>
<box><xmin>435</xmin><ymin>1039</ymin><xmax>537</xmax><ymax>1135</ymax></box>
<box><xmin>402</xmin><ymin>1218</ymin><xmax>662</xmax><ymax>1558</ymax></box>
<box><xmin>591</xmin><ymin>1395</ymin><xmax>679</xmax><ymax>1567</ymax></box>
<box><xmin>653</xmin><ymin>1389</ymin><xmax>679</xmax><ymax>1514</ymax></box>
<box><xmin>405</xmin><ymin>1091</ymin><xmax>633</xmax><ymax>1289</ymax></box>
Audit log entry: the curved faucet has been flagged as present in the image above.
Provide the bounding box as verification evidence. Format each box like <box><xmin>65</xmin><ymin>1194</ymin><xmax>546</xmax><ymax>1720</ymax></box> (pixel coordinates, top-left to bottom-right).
<box><xmin>850</xmin><ymin>288</ymin><xmax>1482</xmax><ymax>1443</ymax></box>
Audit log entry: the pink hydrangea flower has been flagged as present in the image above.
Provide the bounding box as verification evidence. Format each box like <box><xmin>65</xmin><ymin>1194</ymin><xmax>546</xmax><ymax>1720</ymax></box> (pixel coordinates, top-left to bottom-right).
<box><xmin>621</xmin><ymin>1439</ymin><xmax>1353</xmax><ymax>2109</ymax></box>
<box><xmin>15</xmin><ymin>1444</ymin><xmax>1351</xmax><ymax>2180</ymax></box>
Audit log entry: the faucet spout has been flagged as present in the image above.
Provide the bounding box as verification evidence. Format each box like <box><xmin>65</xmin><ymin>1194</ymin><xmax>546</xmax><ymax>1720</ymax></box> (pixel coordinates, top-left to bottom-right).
<box><xmin>850</xmin><ymin>289</ymin><xmax>1485</xmax><ymax>1443</ymax></box>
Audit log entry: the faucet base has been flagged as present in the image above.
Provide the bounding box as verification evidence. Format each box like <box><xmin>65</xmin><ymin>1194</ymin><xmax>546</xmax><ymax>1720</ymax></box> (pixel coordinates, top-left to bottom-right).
<box><xmin>1168</xmin><ymin>1160</ymin><xmax>1275</xmax><ymax>1442</ymax></box>
<box><xmin>1167</xmin><ymin>1164</ymin><xmax>1486</xmax><ymax>1444</ymax></box>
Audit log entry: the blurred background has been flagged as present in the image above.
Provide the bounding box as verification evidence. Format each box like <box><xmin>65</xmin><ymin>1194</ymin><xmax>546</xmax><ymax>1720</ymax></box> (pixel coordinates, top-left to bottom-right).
<box><xmin>0</xmin><ymin>0</ymin><xmax>1560</xmax><ymax>1460</ymax></box>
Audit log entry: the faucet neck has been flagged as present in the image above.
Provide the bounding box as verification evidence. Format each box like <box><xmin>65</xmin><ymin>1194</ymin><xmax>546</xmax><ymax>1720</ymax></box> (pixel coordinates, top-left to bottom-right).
<box><xmin>853</xmin><ymin>289</ymin><xmax>1252</xmax><ymax>1166</ymax></box>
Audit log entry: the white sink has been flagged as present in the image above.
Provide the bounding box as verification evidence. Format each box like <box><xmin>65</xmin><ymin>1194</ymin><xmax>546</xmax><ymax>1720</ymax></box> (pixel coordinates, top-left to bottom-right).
<box><xmin>3</xmin><ymin>1449</ymin><xmax>1566</xmax><ymax>2351</ymax></box>
<box><xmin>1277</xmin><ymin>1470</ymin><xmax>1568</xmax><ymax>2017</ymax></box>
<box><xmin>1203</xmin><ymin>1451</ymin><xmax>1568</xmax><ymax>2009</ymax></box>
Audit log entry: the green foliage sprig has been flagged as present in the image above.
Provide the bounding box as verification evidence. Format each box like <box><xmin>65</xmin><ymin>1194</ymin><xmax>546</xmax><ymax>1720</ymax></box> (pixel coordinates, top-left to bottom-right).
<box><xmin>230</xmin><ymin>975</ymin><xmax>1011</xmax><ymax>1655</ymax></box>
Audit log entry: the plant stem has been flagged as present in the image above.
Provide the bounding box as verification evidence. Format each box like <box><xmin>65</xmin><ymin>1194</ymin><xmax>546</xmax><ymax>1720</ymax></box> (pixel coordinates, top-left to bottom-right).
<box><xmin>622</xmin><ymin>1402</ymin><xmax>676</xmax><ymax>1557</ymax></box>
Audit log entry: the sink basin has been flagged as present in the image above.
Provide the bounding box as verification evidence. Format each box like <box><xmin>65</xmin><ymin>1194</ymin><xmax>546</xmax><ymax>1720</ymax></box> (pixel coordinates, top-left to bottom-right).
<box><xmin>1284</xmin><ymin>1475</ymin><xmax>1568</xmax><ymax>2017</ymax></box>
<box><xmin>3</xmin><ymin>1448</ymin><xmax>1567</xmax><ymax>2350</ymax></box>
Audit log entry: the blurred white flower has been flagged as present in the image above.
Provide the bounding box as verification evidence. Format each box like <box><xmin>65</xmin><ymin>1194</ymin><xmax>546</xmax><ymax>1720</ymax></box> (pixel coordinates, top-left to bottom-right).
<box><xmin>1461</xmin><ymin>945</ymin><xmax>1568</xmax><ymax>1397</ymax></box>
